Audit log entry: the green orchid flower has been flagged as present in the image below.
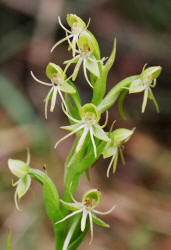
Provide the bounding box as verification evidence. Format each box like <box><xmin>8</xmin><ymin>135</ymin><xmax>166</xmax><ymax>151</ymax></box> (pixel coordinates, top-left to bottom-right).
<box><xmin>31</xmin><ymin>63</ymin><xmax>75</xmax><ymax>118</ymax></box>
<box><xmin>8</xmin><ymin>149</ymin><xmax>31</xmax><ymax>210</ymax></box>
<box><xmin>51</xmin><ymin>14</ymin><xmax>90</xmax><ymax>57</ymax></box>
<box><xmin>127</xmin><ymin>65</ymin><xmax>162</xmax><ymax>113</ymax></box>
<box><xmin>56</xmin><ymin>189</ymin><xmax>115</xmax><ymax>244</ymax></box>
<box><xmin>64</xmin><ymin>35</ymin><xmax>106</xmax><ymax>88</ymax></box>
<box><xmin>103</xmin><ymin>128</ymin><xmax>134</xmax><ymax>177</ymax></box>
<box><xmin>55</xmin><ymin>103</ymin><xmax>109</xmax><ymax>157</ymax></box>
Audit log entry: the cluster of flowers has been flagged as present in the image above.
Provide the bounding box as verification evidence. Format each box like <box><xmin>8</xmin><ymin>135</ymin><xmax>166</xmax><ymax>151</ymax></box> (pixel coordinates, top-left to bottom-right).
<box><xmin>8</xmin><ymin>14</ymin><xmax>162</xmax><ymax>245</ymax></box>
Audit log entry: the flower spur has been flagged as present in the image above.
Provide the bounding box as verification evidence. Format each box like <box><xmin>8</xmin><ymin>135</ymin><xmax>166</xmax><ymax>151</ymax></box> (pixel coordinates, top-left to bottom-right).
<box><xmin>56</xmin><ymin>189</ymin><xmax>115</xmax><ymax>244</ymax></box>
<box><xmin>55</xmin><ymin>103</ymin><xmax>109</xmax><ymax>158</ymax></box>
<box><xmin>51</xmin><ymin>14</ymin><xmax>90</xmax><ymax>57</ymax></box>
<box><xmin>31</xmin><ymin>63</ymin><xmax>75</xmax><ymax>119</ymax></box>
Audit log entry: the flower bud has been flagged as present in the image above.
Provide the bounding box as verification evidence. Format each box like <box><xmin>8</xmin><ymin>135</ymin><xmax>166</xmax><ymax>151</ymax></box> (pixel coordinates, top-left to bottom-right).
<box><xmin>8</xmin><ymin>159</ymin><xmax>29</xmax><ymax>178</ymax></box>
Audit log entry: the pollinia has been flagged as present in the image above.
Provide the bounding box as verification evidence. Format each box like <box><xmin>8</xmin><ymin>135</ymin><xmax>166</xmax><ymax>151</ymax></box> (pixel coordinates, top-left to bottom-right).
<box><xmin>8</xmin><ymin>14</ymin><xmax>162</xmax><ymax>250</ymax></box>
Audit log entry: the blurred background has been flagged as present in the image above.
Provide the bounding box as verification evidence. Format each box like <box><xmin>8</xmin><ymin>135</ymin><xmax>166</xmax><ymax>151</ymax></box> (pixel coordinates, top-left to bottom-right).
<box><xmin>0</xmin><ymin>0</ymin><xmax>171</xmax><ymax>249</ymax></box>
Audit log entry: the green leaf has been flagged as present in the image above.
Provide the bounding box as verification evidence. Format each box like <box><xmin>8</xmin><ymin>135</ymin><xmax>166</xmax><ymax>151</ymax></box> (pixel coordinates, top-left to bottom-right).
<box><xmin>43</xmin><ymin>174</ymin><xmax>61</xmax><ymax>222</ymax></box>
<box><xmin>92</xmin><ymin>38</ymin><xmax>116</xmax><ymax>105</ymax></box>
<box><xmin>93</xmin><ymin>124</ymin><xmax>109</xmax><ymax>142</ymax></box>
<box><xmin>92</xmin><ymin>214</ymin><xmax>110</xmax><ymax>228</ymax></box>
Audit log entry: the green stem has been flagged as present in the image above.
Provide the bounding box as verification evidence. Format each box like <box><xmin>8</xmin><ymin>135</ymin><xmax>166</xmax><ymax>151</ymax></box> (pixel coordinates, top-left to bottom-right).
<box><xmin>98</xmin><ymin>75</ymin><xmax>139</xmax><ymax>113</ymax></box>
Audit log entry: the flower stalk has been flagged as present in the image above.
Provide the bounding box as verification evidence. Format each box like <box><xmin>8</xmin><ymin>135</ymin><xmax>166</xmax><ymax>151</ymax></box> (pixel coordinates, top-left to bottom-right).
<box><xmin>7</xmin><ymin>14</ymin><xmax>162</xmax><ymax>250</ymax></box>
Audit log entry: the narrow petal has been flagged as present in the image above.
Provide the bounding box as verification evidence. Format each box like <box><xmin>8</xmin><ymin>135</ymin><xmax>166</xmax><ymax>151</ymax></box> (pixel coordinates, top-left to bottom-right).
<box><xmin>119</xmin><ymin>147</ymin><xmax>125</xmax><ymax>165</ymax></box>
<box><xmin>72</xmin><ymin>58</ymin><xmax>83</xmax><ymax>81</ymax></box>
<box><xmin>106</xmin><ymin>154</ymin><xmax>115</xmax><ymax>178</ymax></box>
<box><xmin>50</xmin><ymin>87</ymin><xmax>58</xmax><ymax>112</ymax></box>
<box><xmin>64</xmin><ymin>55</ymin><xmax>80</xmax><ymax>65</ymax></box>
<box><xmin>14</xmin><ymin>188</ymin><xmax>21</xmax><ymax>211</ymax></box>
<box><xmin>101</xmin><ymin>111</ymin><xmax>109</xmax><ymax>128</ymax></box>
<box><xmin>113</xmin><ymin>151</ymin><xmax>119</xmax><ymax>173</ymax></box>
<box><xmin>89</xmin><ymin>212</ymin><xmax>94</xmax><ymax>244</ymax></box>
<box><xmin>90</xmin><ymin>127</ymin><xmax>97</xmax><ymax>158</ymax></box>
<box><xmin>58</xmin><ymin>89</ymin><xmax>68</xmax><ymax>111</ymax></box>
<box><xmin>81</xmin><ymin>209</ymin><xmax>88</xmax><ymax>231</ymax></box>
<box><xmin>83</xmin><ymin>60</ymin><xmax>93</xmax><ymax>88</ymax></box>
<box><xmin>61</xmin><ymin>104</ymin><xmax>82</xmax><ymax>123</ymax></box>
<box><xmin>72</xmin><ymin>35</ymin><xmax>78</xmax><ymax>57</ymax></box>
<box><xmin>142</xmin><ymin>87</ymin><xmax>149</xmax><ymax>113</ymax></box>
<box><xmin>54</xmin><ymin>125</ymin><xmax>84</xmax><ymax>148</ymax></box>
<box><xmin>148</xmin><ymin>88</ymin><xmax>159</xmax><ymax>112</ymax></box>
<box><xmin>55</xmin><ymin>209</ymin><xmax>82</xmax><ymax>224</ymax></box>
<box><xmin>92</xmin><ymin>214</ymin><xmax>110</xmax><ymax>228</ymax></box>
<box><xmin>61</xmin><ymin>123</ymin><xmax>81</xmax><ymax>132</ymax></box>
<box><xmin>75</xmin><ymin>127</ymin><xmax>89</xmax><ymax>153</ymax></box>
<box><xmin>31</xmin><ymin>71</ymin><xmax>52</xmax><ymax>86</ymax></box>
<box><xmin>45</xmin><ymin>87</ymin><xmax>53</xmax><ymax>119</ymax></box>
<box><xmin>93</xmin><ymin>205</ymin><xmax>116</xmax><ymax>215</ymax></box>
<box><xmin>51</xmin><ymin>35</ymin><xmax>73</xmax><ymax>53</ymax></box>
<box><xmin>58</xmin><ymin>16</ymin><xmax>71</xmax><ymax>34</ymax></box>
<box><xmin>63</xmin><ymin>216</ymin><xmax>80</xmax><ymax>250</ymax></box>
<box><xmin>60</xmin><ymin>200</ymin><xmax>82</xmax><ymax>211</ymax></box>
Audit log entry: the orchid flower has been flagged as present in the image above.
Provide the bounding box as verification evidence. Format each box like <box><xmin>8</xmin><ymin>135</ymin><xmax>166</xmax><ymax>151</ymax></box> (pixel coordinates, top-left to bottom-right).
<box><xmin>55</xmin><ymin>103</ymin><xmax>109</xmax><ymax>158</ymax></box>
<box><xmin>56</xmin><ymin>189</ymin><xmax>115</xmax><ymax>244</ymax></box>
<box><xmin>103</xmin><ymin>128</ymin><xmax>135</xmax><ymax>177</ymax></box>
<box><xmin>64</xmin><ymin>35</ymin><xmax>106</xmax><ymax>88</ymax></box>
<box><xmin>8</xmin><ymin>149</ymin><xmax>31</xmax><ymax>210</ymax></box>
<box><xmin>51</xmin><ymin>14</ymin><xmax>90</xmax><ymax>57</ymax></box>
<box><xmin>31</xmin><ymin>63</ymin><xmax>75</xmax><ymax>119</ymax></box>
<box><xmin>127</xmin><ymin>65</ymin><xmax>162</xmax><ymax>113</ymax></box>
